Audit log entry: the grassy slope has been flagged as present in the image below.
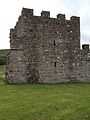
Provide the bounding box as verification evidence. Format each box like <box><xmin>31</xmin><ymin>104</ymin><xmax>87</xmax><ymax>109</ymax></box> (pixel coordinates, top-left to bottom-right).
<box><xmin>0</xmin><ymin>66</ymin><xmax>90</xmax><ymax>120</ymax></box>
<box><xmin>0</xmin><ymin>49</ymin><xmax>9</xmax><ymax>65</ymax></box>
<box><xmin>0</xmin><ymin>49</ymin><xmax>9</xmax><ymax>55</ymax></box>
<box><xmin>0</xmin><ymin>65</ymin><xmax>5</xmax><ymax>83</ymax></box>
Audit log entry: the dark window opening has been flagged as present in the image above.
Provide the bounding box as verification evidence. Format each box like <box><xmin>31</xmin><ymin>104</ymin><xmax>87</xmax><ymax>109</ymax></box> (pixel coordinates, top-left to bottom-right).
<box><xmin>54</xmin><ymin>40</ymin><xmax>56</xmax><ymax>46</ymax></box>
<box><xmin>54</xmin><ymin>62</ymin><xmax>56</xmax><ymax>67</ymax></box>
<box><xmin>29</xmin><ymin>29</ymin><xmax>33</xmax><ymax>32</ymax></box>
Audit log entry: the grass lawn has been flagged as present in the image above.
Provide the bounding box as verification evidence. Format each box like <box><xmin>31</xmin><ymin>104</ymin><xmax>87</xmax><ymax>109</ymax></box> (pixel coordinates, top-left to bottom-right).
<box><xmin>0</xmin><ymin>49</ymin><xmax>9</xmax><ymax>65</ymax></box>
<box><xmin>0</xmin><ymin>65</ymin><xmax>90</xmax><ymax>120</ymax></box>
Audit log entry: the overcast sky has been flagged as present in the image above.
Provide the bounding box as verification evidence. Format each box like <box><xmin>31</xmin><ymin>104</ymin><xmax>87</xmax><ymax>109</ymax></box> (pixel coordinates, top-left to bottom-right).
<box><xmin>0</xmin><ymin>0</ymin><xmax>90</xmax><ymax>49</ymax></box>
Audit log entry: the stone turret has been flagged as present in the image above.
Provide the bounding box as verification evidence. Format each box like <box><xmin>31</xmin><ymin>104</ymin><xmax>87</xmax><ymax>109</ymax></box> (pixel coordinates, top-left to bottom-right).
<box><xmin>82</xmin><ymin>44</ymin><xmax>89</xmax><ymax>53</ymax></box>
<box><xmin>57</xmin><ymin>14</ymin><xmax>65</xmax><ymax>21</ymax></box>
<box><xmin>41</xmin><ymin>11</ymin><xmax>50</xmax><ymax>18</ymax></box>
<box><xmin>22</xmin><ymin>8</ymin><xmax>33</xmax><ymax>16</ymax></box>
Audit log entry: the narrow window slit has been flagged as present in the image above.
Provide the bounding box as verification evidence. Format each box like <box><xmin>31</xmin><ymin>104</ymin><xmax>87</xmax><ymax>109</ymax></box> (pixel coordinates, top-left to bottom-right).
<box><xmin>54</xmin><ymin>40</ymin><xmax>56</xmax><ymax>46</ymax></box>
<box><xmin>54</xmin><ymin>62</ymin><xmax>56</xmax><ymax>67</ymax></box>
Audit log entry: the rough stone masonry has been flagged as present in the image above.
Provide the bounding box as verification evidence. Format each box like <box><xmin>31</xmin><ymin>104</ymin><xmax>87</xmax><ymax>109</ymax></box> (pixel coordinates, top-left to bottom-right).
<box><xmin>6</xmin><ymin>8</ymin><xmax>90</xmax><ymax>83</ymax></box>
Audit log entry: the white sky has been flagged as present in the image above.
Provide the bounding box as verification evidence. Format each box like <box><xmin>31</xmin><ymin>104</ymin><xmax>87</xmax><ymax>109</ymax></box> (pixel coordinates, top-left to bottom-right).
<box><xmin>0</xmin><ymin>0</ymin><xmax>90</xmax><ymax>49</ymax></box>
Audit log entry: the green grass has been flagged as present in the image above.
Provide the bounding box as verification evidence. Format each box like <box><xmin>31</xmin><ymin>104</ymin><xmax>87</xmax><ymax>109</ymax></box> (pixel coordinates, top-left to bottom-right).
<box><xmin>0</xmin><ymin>65</ymin><xmax>5</xmax><ymax>84</ymax></box>
<box><xmin>0</xmin><ymin>66</ymin><xmax>90</xmax><ymax>120</ymax></box>
<box><xmin>0</xmin><ymin>49</ymin><xmax>9</xmax><ymax>65</ymax></box>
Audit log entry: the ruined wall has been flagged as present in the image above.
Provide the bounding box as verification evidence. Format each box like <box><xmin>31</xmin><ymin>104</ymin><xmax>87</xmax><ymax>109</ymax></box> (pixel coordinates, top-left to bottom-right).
<box><xmin>6</xmin><ymin>8</ymin><xmax>90</xmax><ymax>83</ymax></box>
<box><xmin>78</xmin><ymin>45</ymin><xmax>90</xmax><ymax>82</ymax></box>
<box><xmin>6</xmin><ymin>49</ymin><xmax>27</xmax><ymax>83</ymax></box>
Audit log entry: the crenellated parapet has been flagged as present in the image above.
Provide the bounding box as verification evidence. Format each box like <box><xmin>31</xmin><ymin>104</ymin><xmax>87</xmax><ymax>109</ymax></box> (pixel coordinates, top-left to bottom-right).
<box><xmin>41</xmin><ymin>11</ymin><xmax>50</xmax><ymax>18</ymax></box>
<box><xmin>70</xmin><ymin>16</ymin><xmax>80</xmax><ymax>24</ymax></box>
<box><xmin>22</xmin><ymin>8</ymin><xmax>33</xmax><ymax>17</ymax></box>
<box><xmin>57</xmin><ymin>14</ymin><xmax>65</xmax><ymax>21</ymax></box>
<box><xmin>82</xmin><ymin>44</ymin><xmax>89</xmax><ymax>52</ymax></box>
<box><xmin>20</xmin><ymin>8</ymin><xmax>80</xmax><ymax>22</ymax></box>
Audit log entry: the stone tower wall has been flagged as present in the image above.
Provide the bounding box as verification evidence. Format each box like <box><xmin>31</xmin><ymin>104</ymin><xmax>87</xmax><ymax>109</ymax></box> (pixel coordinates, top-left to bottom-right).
<box><xmin>6</xmin><ymin>8</ymin><xmax>90</xmax><ymax>83</ymax></box>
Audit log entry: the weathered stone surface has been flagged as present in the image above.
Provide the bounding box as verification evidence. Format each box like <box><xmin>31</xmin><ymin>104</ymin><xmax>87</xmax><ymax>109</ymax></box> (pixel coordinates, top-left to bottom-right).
<box><xmin>6</xmin><ymin>8</ymin><xmax>90</xmax><ymax>84</ymax></box>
